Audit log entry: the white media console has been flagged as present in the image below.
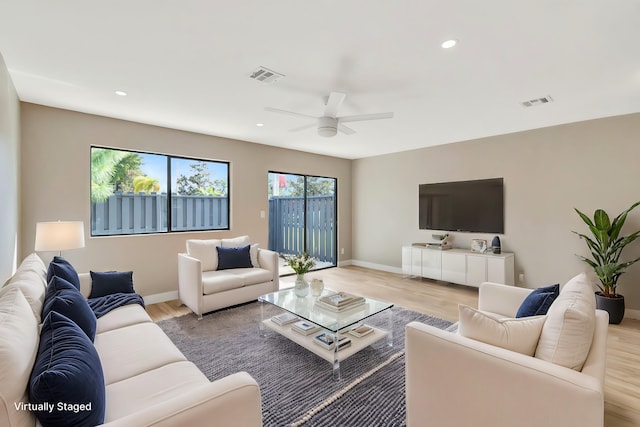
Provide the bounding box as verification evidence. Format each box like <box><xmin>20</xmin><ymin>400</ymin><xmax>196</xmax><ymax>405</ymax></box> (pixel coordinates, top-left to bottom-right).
<box><xmin>402</xmin><ymin>245</ymin><xmax>515</xmax><ymax>287</ymax></box>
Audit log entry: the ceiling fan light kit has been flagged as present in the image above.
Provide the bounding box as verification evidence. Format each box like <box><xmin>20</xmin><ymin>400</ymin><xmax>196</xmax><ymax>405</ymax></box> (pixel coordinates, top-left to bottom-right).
<box><xmin>265</xmin><ymin>91</ymin><xmax>394</xmax><ymax>138</ymax></box>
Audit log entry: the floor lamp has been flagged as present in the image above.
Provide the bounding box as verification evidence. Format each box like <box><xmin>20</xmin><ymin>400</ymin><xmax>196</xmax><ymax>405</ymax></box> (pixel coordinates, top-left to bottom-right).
<box><xmin>34</xmin><ymin>221</ymin><xmax>85</xmax><ymax>257</ymax></box>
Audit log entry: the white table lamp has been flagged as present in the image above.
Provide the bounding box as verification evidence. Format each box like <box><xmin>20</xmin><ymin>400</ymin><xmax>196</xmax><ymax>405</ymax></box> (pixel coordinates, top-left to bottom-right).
<box><xmin>35</xmin><ymin>221</ymin><xmax>85</xmax><ymax>256</ymax></box>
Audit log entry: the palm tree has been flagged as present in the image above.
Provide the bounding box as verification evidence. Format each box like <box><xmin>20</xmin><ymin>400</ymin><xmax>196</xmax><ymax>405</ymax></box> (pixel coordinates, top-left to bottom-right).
<box><xmin>91</xmin><ymin>148</ymin><xmax>128</xmax><ymax>202</ymax></box>
<box><xmin>133</xmin><ymin>176</ymin><xmax>160</xmax><ymax>194</ymax></box>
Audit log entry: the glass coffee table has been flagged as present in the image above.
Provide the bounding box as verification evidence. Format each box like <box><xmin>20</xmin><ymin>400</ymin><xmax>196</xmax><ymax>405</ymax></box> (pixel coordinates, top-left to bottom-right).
<box><xmin>258</xmin><ymin>288</ymin><xmax>394</xmax><ymax>381</ymax></box>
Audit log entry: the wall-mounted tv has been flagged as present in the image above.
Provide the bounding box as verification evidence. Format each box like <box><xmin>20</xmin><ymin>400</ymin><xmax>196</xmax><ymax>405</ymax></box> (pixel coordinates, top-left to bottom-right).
<box><xmin>419</xmin><ymin>178</ymin><xmax>504</xmax><ymax>233</ymax></box>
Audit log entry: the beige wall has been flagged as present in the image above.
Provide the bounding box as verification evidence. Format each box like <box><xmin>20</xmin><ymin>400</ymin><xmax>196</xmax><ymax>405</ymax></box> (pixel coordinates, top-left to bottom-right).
<box><xmin>20</xmin><ymin>103</ymin><xmax>352</xmax><ymax>298</ymax></box>
<box><xmin>0</xmin><ymin>53</ymin><xmax>20</xmax><ymax>281</ymax></box>
<box><xmin>353</xmin><ymin>113</ymin><xmax>640</xmax><ymax>310</ymax></box>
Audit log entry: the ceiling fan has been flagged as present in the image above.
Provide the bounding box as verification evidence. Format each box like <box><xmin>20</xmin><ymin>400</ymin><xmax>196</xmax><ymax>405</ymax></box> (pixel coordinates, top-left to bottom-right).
<box><xmin>265</xmin><ymin>92</ymin><xmax>394</xmax><ymax>137</ymax></box>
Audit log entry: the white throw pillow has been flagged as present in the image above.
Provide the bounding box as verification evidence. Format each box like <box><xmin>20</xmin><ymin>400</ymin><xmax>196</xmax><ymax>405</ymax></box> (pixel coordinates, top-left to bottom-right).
<box><xmin>250</xmin><ymin>243</ymin><xmax>260</xmax><ymax>268</ymax></box>
<box><xmin>534</xmin><ymin>272</ymin><xmax>596</xmax><ymax>371</ymax></box>
<box><xmin>0</xmin><ymin>286</ymin><xmax>39</xmax><ymax>427</ymax></box>
<box><xmin>221</xmin><ymin>235</ymin><xmax>251</xmax><ymax>248</ymax></box>
<box><xmin>186</xmin><ymin>239</ymin><xmax>221</xmax><ymax>272</ymax></box>
<box><xmin>458</xmin><ymin>305</ymin><xmax>547</xmax><ymax>356</ymax></box>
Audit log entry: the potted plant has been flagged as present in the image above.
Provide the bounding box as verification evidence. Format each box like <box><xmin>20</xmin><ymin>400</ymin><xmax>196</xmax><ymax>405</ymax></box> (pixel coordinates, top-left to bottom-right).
<box><xmin>284</xmin><ymin>252</ymin><xmax>317</xmax><ymax>297</ymax></box>
<box><xmin>573</xmin><ymin>201</ymin><xmax>640</xmax><ymax>324</ymax></box>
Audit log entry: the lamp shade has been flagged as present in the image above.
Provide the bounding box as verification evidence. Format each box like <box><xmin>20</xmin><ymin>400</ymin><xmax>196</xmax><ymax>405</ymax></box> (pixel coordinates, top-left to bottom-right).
<box><xmin>35</xmin><ymin>221</ymin><xmax>85</xmax><ymax>252</ymax></box>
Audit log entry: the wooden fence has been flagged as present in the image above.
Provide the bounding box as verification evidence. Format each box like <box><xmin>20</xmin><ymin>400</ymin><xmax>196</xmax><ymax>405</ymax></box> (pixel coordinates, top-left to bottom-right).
<box><xmin>93</xmin><ymin>193</ymin><xmax>335</xmax><ymax>265</ymax></box>
<box><xmin>91</xmin><ymin>192</ymin><xmax>228</xmax><ymax>235</ymax></box>
<box><xmin>268</xmin><ymin>195</ymin><xmax>336</xmax><ymax>263</ymax></box>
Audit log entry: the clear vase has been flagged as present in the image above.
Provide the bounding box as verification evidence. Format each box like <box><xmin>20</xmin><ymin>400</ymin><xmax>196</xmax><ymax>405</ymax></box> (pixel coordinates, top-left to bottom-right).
<box><xmin>294</xmin><ymin>274</ymin><xmax>309</xmax><ymax>297</ymax></box>
<box><xmin>310</xmin><ymin>278</ymin><xmax>324</xmax><ymax>297</ymax></box>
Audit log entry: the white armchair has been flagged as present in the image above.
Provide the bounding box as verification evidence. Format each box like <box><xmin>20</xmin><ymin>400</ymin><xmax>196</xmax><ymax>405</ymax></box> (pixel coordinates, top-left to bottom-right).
<box><xmin>406</xmin><ymin>280</ymin><xmax>608</xmax><ymax>427</ymax></box>
<box><xmin>178</xmin><ymin>237</ymin><xmax>279</xmax><ymax>318</ymax></box>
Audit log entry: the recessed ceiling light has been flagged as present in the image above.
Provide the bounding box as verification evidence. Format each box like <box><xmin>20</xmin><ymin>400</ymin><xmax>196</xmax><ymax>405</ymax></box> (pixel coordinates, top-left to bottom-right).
<box><xmin>256</xmin><ymin>123</ymin><xmax>264</xmax><ymax>127</ymax></box>
<box><xmin>114</xmin><ymin>90</ymin><xmax>127</xmax><ymax>96</ymax></box>
<box><xmin>441</xmin><ymin>39</ymin><xmax>458</xmax><ymax>49</ymax></box>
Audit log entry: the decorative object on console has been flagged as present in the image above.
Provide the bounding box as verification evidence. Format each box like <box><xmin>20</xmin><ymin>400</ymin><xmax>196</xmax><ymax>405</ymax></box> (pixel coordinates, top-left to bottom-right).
<box><xmin>34</xmin><ymin>220</ymin><xmax>85</xmax><ymax>256</ymax></box>
<box><xmin>491</xmin><ymin>236</ymin><xmax>501</xmax><ymax>254</ymax></box>
<box><xmin>573</xmin><ymin>201</ymin><xmax>640</xmax><ymax>324</ymax></box>
<box><xmin>470</xmin><ymin>239</ymin><xmax>487</xmax><ymax>253</ymax></box>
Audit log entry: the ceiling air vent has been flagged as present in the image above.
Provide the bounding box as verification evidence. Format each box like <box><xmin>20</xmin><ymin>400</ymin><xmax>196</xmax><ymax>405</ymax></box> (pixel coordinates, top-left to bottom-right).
<box><xmin>521</xmin><ymin>95</ymin><xmax>554</xmax><ymax>108</ymax></box>
<box><xmin>249</xmin><ymin>66</ymin><xmax>284</xmax><ymax>84</ymax></box>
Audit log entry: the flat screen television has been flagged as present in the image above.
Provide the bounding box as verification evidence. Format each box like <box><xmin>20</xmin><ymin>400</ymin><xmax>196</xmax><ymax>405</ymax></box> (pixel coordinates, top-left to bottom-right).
<box><xmin>419</xmin><ymin>178</ymin><xmax>504</xmax><ymax>233</ymax></box>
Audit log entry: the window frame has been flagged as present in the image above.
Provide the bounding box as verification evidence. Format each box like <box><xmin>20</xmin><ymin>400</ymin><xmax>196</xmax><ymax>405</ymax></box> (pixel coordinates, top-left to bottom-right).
<box><xmin>90</xmin><ymin>145</ymin><xmax>230</xmax><ymax>237</ymax></box>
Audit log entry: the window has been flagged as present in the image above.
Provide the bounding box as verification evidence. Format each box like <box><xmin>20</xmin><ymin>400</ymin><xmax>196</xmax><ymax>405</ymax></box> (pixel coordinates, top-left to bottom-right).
<box><xmin>91</xmin><ymin>147</ymin><xmax>229</xmax><ymax>236</ymax></box>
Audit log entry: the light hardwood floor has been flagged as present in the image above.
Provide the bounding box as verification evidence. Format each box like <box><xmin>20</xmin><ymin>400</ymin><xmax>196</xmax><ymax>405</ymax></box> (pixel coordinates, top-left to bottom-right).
<box><xmin>147</xmin><ymin>265</ymin><xmax>640</xmax><ymax>427</ymax></box>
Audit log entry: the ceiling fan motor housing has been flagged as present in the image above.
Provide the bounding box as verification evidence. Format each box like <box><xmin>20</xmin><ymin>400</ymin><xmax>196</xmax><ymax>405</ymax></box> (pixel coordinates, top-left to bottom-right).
<box><xmin>317</xmin><ymin>117</ymin><xmax>338</xmax><ymax>137</ymax></box>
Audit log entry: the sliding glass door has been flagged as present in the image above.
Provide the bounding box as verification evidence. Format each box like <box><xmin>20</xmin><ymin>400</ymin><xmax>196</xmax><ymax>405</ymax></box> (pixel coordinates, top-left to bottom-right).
<box><xmin>268</xmin><ymin>172</ymin><xmax>337</xmax><ymax>274</ymax></box>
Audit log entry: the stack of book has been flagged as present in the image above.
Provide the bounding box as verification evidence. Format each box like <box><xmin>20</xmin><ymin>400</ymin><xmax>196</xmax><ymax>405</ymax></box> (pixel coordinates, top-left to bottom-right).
<box><xmin>348</xmin><ymin>324</ymin><xmax>374</xmax><ymax>338</ymax></box>
<box><xmin>316</xmin><ymin>292</ymin><xmax>365</xmax><ymax>312</ymax></box>
<box><xmin>291</xmin><ymin>320</ymin><xmax>321</xmax><ymax>336</ymax></box>
<box><xmin>270</xmin><ymin>312</ymin><xmax>299</xmax><ymax>326</ymax></box>
<box><xmin>313</xmin><ymin>332</ymin><xmax>352</xmax><ymax>351</ymax></box>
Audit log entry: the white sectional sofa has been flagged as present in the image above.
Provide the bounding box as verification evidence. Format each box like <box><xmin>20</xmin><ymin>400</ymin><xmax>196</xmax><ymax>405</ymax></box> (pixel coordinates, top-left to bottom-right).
<box><xmin>406</xmin><ymin>274</ymin><xmax>608</xmax><ymax>427</ymax></box>
<box><xmin>178</xmin><ymin>236</ymin><xmax>279</xmax><ymax>318</ymax></box>
<box><xmin>0</xmin><ymin>253</ymin><xmax>262</xmax><ymax>427</ymax></box>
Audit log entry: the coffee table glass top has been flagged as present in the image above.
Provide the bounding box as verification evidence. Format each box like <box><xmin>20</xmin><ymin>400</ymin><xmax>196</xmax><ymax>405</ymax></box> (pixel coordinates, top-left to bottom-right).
<box><xmin>258</xmin><ymin>288</ymin><xmax>393</xmax><ymax>333</ymax></box>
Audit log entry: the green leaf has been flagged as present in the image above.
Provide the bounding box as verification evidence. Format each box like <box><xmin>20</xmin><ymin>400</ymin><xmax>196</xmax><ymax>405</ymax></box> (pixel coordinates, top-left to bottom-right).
<box><xmin>593</xmin><ymin>209</ymin><xmax>611</xmax><ymax>231</ymax></box>
<box><xmin>575</xmin><ymin>208</ymin><xmax>594</xmax><ymax>228</ymax></box>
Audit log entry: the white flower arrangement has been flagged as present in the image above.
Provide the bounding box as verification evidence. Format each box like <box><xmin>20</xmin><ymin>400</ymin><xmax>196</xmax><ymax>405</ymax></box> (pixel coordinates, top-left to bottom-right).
<box><xmin>284</xmin><ymin>252</ymin><xmax>317</xmax><ymax>275</ymax></box>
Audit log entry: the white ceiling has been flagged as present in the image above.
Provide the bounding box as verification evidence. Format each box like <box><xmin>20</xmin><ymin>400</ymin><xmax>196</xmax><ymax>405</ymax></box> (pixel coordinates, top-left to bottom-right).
<box><xmin>1</xmin><ymin>1</ymin><xmax>639</xmax><ymax>159</ymax></box>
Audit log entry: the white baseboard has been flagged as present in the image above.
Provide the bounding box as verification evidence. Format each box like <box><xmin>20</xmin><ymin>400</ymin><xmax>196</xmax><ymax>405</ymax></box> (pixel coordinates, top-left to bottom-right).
<box><xmin>348</xmin><ymin>259</ymin><xmax>403</xmax><ymax>275</ymax></box>
<box><xmin>625</xmin><ymin>308</ymin><xmax>640</xmax><ymax>320</ymax></box>
<box><xmin>143</xmin><ymin>290</ymin><xmax>179</xmax><ymax>306</ymax></box>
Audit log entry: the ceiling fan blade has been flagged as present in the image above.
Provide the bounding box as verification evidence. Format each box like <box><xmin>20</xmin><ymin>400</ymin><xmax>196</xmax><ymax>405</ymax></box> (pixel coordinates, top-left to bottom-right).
<box><xmin>338</xmin><ymin>124</ymin><xmax>356</xmax><ymax>135</ymax></box>
<box><xmin>264</xmin><ymin>107</ymin><xmax>317</xmax><ymax>120</ymax></box>
<box><xmin>324</xmin><ymin>92</ymin><xmax>346</xmax><ymax>118</ymax></box>
<box><xmin>289</xmin><ymin>123</ymin><xmax>317</xmax><ymax>133</ymax></box>
<box><xmin>339</xmin><ymin>112</ymin><xmax>394</xmax><ymax>123</ymax></box>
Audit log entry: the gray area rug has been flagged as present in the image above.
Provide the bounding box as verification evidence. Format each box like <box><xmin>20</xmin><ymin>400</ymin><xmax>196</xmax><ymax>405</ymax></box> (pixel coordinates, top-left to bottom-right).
<box><xmin>157</xmin><ymin>301</ymin><xmax>452</xmax><ymax>427</ymax></box>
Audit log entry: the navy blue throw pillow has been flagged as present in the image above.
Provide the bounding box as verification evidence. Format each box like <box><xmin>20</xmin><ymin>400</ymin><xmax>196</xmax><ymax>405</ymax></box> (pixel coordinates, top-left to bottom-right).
<box><xmin>42</xmin><ymin>277</ymin><xmax>97</xmax><ymax>341</ymax></box>
<box><xmin>89</xmin><ymin>271</ymin><xmax>135</xmax><ymax>299</ymax></box>
<box><xmin>516</xmin><ymin>284</ymin><xmax>560</xmax><ymax>318</ymax></box>
<box><xmin>46</xmin><ymin>256</ymin><xmax>81</xmax><ymax>290</ymax></box>
<box><xmin>217</xmin><ymin>245</ymin><xmax>253</xmax><ymax>270</ymax></box>
<box><xmin>45</xmin><ymin>274</ymin><xmax>78</xmax><ymax>301</ymax></box>
<box><xmin>29</xmin><ymin>311</ymin><xmax>106</xmax><ymax>427</ymax></box>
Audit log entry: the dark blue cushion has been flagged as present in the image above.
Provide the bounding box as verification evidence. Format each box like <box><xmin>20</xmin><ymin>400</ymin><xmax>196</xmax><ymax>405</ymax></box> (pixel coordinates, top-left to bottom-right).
<box><xmin>45</xmin><ymin>274</ymin><xmax>78</xmax><ymax>300</ymax></box>
<box><xmin>42</xmin><ymin>277</ymin><xmax>97</xmax><ymax>341</ymax></box>
<box><xmin>516</xmin><ymin>284</ymin><xmax>560</xmax><ymax>318</ymax></box>
<box><xmin>29</xmin><ymin>311</ymin><xmax>105</xmax><ymax>427</ymax></box>
<box><xmin>89</xmin><ymin>271</ymin><xmax>134</xmax><ymax>298</ymax></box>
<box><xmin>46</xmin><ymin>256</ymin><xmax>80</xmax><ymax>290</ymax></box>
<box><xmin>217</xmin><ymin>245</ymin><xmax>253</xmax><ymax>270</ymax></box>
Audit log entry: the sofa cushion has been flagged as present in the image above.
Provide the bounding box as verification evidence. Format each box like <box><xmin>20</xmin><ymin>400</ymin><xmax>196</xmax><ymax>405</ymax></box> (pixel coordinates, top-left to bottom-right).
<box><xmin>186</xmin><ymin>239</ymin><xmax>221</xmax><ymax>271</ymax></box>
<box><xmin>89</xmin><ymin>270</ymin><xmax>135</xmax><ymax>298</ymax></box>
<box><xmin>46</xmin><ymin>256</ymin><xmax>81</xmax><ymax>290</ymax></box>
<box><xmin>231</xmin><ymin>267</ymin><xmax>274</xmax><ymax>286</ymax></box>
<box><xmin>0</xmin><ymin>286</ymin><xmax>39</xmax><ymax>427</ymax></box>
<box><xmin>104</xmin><ymin>361</ymin><xmax>208</xmax><ymax>422</ymax></box>
<box><xmin>535</xmin><ymin>273</ymin><xmax>596</xmax><ymax>371</ymax></box>
<box><xmin>516</xmin><ymin>284</ymin><xmax>560</xmax><ymax>318</ymax></box>
<box><xmin>202</xmin><ymin>270</ymin><xmax>245</xmax><ymax>294</ymax></box>
<box><xmin>94</xmin><ymin>322</ymin><xmax>186</xmax><ymax>385</ymax></box>
<box><xmin>43</xmin><ymin>276</ymin><xmax>97</xmax><ymax>341</ymax></box>
<box><xmin>5</xmin><ymin>253</ymin><xmax>48</xmax><ymax>322</ymax></box>
<box><xmin>30</xmin><ymin>311</ymin><xmax>106</xmax><ymax>427</ymax></box>
<box><xmin>217</xmin><ymin>245</ymin><xmax>253</xmax><ymax>270</ymax></box>
<box><xmin>221</xmin><ymin>235</ymin><xmax>250</xmax><ymax>248</ymax></box>
<box><xmin>95</xmin><ymin>303</ymin><xmax>153</xmax><ymax>334</ymax></box>
<box><xmin>458</xmin><ymin>305</ymin><xmax>547</xmax><ymax>356</ymax></box>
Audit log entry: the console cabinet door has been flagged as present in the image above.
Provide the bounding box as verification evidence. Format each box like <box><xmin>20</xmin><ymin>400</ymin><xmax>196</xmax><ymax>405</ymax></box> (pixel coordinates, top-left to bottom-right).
<box><xmin>466</xmin><ymin>255</ymin><xmax>487</xmax><ymax>287</ymax></box>
<box><xmin>411</xmin><ymin>248</ymin><xmax>423</xmax><ymax>276</ymax></box>
<box><xmin>487</xmin><ymin>256</ymin><xmax>515</xmax><ymax>285</ymax></box>
<box><xmin>421</xmin><ymin>250</ymin><xmax>442</xmax><ymax>280</ymax></box>
<box><xmin>402</xmin><ymin>247</ymin><xmax>413</xmax><ymax>275</ymax></box>
<box><xmin>441</xmin><ymin>252</ymin><xmax>466</xmax><ymax>285</ymax></box>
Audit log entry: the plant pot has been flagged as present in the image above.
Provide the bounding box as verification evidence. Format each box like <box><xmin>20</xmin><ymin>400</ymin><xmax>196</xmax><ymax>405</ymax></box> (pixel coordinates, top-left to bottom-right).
<box><xmin>595</xmin><ymin>292</ymin><xmax>625</xmax><ymax>324</ymax></box>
